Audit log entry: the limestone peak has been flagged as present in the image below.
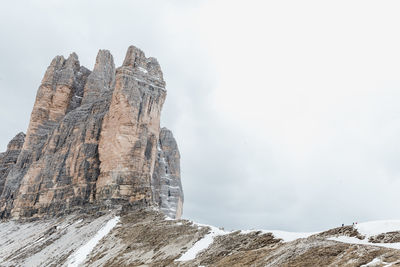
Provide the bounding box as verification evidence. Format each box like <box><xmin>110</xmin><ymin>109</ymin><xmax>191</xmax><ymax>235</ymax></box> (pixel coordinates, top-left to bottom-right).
<box><xmin>0</xmin><ymin>46</ymin><xmax>183</xmax><ymax>220</ymax></box>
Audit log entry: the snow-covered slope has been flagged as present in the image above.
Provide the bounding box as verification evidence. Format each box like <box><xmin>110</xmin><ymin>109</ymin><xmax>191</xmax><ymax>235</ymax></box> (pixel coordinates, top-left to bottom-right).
<box><xmin>67</xmin><ymin>216</ymin><xmax>120</xmax><ymax>267</ymax></box>
<box><xmin>0</xmin><ymin>211</ymin><xmax>118</xmax><ymax>266</ymax></box>
<box><xmin>327</xmin><ymin>220</ymin><xmax>400</xmax><ymax>251</ymax></box>
<box><xmin>356</xmin><ymin>220</ymin><xmax>400</xmax><ymax>238</ymax></box>
<box><xmin>1</xmin><ymin>209</ymin><xmax>400</xmax><ymax>266</ymax></box>
<box><xmin>176</xmin><ymin>223</ymin><xmax>228</xmax><ymax>262</ymax></box>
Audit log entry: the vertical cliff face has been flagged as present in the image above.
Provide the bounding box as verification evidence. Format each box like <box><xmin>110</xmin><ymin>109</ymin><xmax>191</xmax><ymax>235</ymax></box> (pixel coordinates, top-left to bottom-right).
<box><xmin>96</xmin><ymin>46</ymin><xmax>166</xmax><ymax>206</ymax></box>
<box><xmin>0</xmin><ymin>54</ymin><xmax>92</xmax><ymax>218</ymax></box>
<box><xmin>0</xmin><ymin>46</ymin><xmax>183</xmax><ymax>219</ymax></box>
<box><xmin>0</xmin><ymin>133</ymin><xmax>25</xmax><ymax>197</ymax></box>
<box><xmin>152</xmin><ymin>128</ymin><xmax>183</xmax><ymax>219</ymax></box>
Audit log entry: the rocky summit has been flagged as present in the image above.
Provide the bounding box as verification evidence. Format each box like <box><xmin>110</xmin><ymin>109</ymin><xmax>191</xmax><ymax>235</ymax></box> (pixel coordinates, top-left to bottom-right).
<box><xmin>0</xmin><ymin>45</ymin><xmax>183</xmax><ymax>220</ymax></box>
<box><xmin>2</xmin><ymin>46</ymin><xmax>400</xmax><ymax>267</ymax></box>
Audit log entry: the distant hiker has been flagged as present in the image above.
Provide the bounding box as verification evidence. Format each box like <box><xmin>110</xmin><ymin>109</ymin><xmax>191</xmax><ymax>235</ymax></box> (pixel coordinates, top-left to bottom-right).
<box><xmin>342</xmin><ymin>223</ymin><xmax>344</xmax><ymax>227</ymax></box>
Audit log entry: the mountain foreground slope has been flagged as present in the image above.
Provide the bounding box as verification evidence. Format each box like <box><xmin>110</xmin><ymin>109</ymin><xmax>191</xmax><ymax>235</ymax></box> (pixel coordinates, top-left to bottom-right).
<box><xmin>2</xmin><ymin>208</ymin><xmax>400</xmax><ymax>266</ymax></box>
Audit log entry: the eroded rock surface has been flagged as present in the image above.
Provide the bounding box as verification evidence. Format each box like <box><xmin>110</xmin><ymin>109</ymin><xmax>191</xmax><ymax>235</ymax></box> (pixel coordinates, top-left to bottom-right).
<box><xmin>96</xmin><ymin>46</ymin><xmax>166</xmax><ymax>206</ymax></box>
<box><xmin>0</xmin><ymin>132</ymin><xmax>25</xmax><ymax>197</ymax></box>
<box><xmin>152</xmin><ymin>127</ymin><xmax>183</xmax><ymax>219</ymax></box>
<box><xmin>315</xmin><ymin>225</ymin><xmax>365</xmax><ymax>240</ymax></box>
<box><xmin>369</xmin><ymin>231</ymin><xmax>400</xmax><ymax>243</ymax></box>
<box><xmin>0</xmin><ymin>46</ymin><xmax>183</xmax><ymax>219</ymax></box>
<box><xmin>1</xmin><ymin>209</ymin><xmax>400</xmax><ymax>267</ymax></box>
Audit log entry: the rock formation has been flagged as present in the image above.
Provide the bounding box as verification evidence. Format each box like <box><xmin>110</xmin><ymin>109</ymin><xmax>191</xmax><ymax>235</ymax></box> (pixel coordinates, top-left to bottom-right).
<box><xmin>0</xmin><ymin>46</ymin><xmax>183</xmax><ymax>219</ymax></box>
<box><xmin>152</xmin><ymin>127</ymin><xmax>183</xmax><ymax>219</ymax></box>
<box><xmin>0</xmin><ymin>133</ymin><xmax>25</xmax><ymax>198</ymax></box>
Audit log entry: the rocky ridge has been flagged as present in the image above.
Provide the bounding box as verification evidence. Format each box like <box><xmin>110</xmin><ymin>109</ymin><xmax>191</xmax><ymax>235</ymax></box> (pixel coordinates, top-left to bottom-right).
<box><xmin>0</xmin><ymin>46</ymin><xmax>183</xmax><ymax>220</ymax></box>
<box><xmin>1</xmin><ymin>209</ymin><xmax>400</xmax><ymax>266</ymax></box>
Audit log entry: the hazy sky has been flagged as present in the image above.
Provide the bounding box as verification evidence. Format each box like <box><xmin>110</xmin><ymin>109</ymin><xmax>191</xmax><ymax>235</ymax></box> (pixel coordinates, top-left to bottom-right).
<box><xmin>1</xmin><ymin>0</ymin><xmax>400</xmax><ymax>232</ymax></box>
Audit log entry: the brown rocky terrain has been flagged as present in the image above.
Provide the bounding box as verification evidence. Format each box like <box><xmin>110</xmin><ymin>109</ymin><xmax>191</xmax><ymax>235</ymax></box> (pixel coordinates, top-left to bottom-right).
<box><xmin>315</xmin><ymin>225</ymin><xmax>365</xmax><ymax>240</ymax></box>
<box><xmin>1</xmin><ymin>208</ymin><xmax>400</xmax><ymax>266</ymax></box>
<box><xmin>369</xmin><ymin>232</ymin><xmax>400</xmax><ymax>244</ymax></box>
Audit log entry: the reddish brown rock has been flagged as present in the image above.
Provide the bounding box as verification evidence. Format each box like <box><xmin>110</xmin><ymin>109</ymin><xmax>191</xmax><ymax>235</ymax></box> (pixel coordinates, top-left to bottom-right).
<box><xmin>96</xmin><ymin>46</ymin><xmax>166</xmax><ymax>206</ymax></box>
<box><xmin>0</xmin><ymin>53</ymin><xmax>91</xmax><ymax>218</ymax></box>
<box><xmin>0</xmin><ymin>46</ymin><xmax>183</xmax><ymax>219</ymax></box>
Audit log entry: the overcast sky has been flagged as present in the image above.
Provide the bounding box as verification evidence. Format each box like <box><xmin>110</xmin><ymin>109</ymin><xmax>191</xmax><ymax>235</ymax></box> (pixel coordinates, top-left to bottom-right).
<box><xmin>1</xmin><ymin>0</ymin><xmax>400</xmax><ymax>232</ymax></box>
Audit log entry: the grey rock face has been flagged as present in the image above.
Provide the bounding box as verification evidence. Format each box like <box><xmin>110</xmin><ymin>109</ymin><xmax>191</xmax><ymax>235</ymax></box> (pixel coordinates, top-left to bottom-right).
<box><xmin>82</xmin><ymin>50</ymin><xmax>115</xmax><ymax>104</ymax></box>
<box><xmin>122</xmin><ymin>45</ymin><xmax>164</xmax><ymax>82</ymax></box>
<box><xmin>0</xmin><ymin>52</ymin><xmax>94</xmax><ymax>219</ymax></box>
<box><xmin>0</xmin><ymin>133</ymin><xmax>25</xmax><ymax>197</ymax></box>
<box><xmin>152</xmin><ymin>128</ymin><xmax>183</xmax><ymax>219</ymax></box>
<box><xmin>0</xmin><ymin>46</ymin><xmax>183</xmax><ymax>219</ymax></box>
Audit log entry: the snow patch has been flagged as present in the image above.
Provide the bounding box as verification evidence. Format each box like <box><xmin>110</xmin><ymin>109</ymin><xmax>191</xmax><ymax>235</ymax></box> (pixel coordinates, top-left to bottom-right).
<box><xmin>269</xmin><ymin>230</ymin><xmax>317</xmax><ymax>242</ymax></box>
<box><xmin>133</xmin><ymin>77</ymin><xmax>165</xmax><ymax>90</ymax></box>
<box><xmin>176</xmin><ymin>224</ymin><xmax>228</xmax><ymax>262</ymax></box>
<box><xmin>328</xmin><ymin>236</ymin><xmax>400</xmax><ymax>250</ymax></box>
<box><xmin>175</xmin><ymin>218</ymin><xmax>317</xmax><ymax>263</ymax></box>
<box><xmin>67</xmin><ymin>216</ymin><xmax>120</xmax><ymax>267</ymax></box>
<box><xmin>360</xmin><ymin>257</ymin><xmax>384</xmax><ymax>266</ymax></box>
<box><xmin>241</xmin><ymin>229</ymin><xmax>317</xmax><ymax>242</ymax></box>
<box><xmin>355</xmin><ymin>220</ymin><xmax>400</xmax><ymax>238</ymax></box>
<box><xmin>138</xmin><ymin>67</ymin><xmax>148</xmax><ymax>73</ymax></box>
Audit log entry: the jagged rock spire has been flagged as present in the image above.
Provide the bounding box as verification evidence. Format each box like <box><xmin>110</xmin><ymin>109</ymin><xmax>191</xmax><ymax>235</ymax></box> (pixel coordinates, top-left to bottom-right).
<box><xmin>96</xmin><ymin>46</ymin><xmax>167</xmax><ymax>206</ymax></box>
<box><xmin>122</xmin><ymin>45</ymin><xmax>146</xmax><ymax>68</ymax></box>
<box><xmin>82</xmin><ymin>50</ymin><xmax>115</xmax><ymax>104</ymax></box>
<box><xmin>122</xmin><ymin>45</ymin><xmax>164</xmax><ymax>83</ymax></box>
<box><xmin>0</xmin><ymin>46</ymin><xmax>183</xmax><ymax>220</ymax></box>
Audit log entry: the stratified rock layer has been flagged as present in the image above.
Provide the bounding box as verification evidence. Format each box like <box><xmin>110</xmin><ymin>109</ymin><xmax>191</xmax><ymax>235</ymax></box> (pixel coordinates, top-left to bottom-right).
<box><xmin>96</xmin><ymin>46</ymin><xmax>166</xmax><ymax>206</ymax></box>
<box><xmin>152</xmin><ymin>127</ymin><xmax>183</xmax><ymax>219</ymax></box>
<box><xmin>0</xmin><ymin>133</ymin><xmax>25</xmax><ymax>197</ymax></box>
<box><xmin>0</xmin><ymin>46</ymin><xmax>183</xmax><ymax>219</ymax></box>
